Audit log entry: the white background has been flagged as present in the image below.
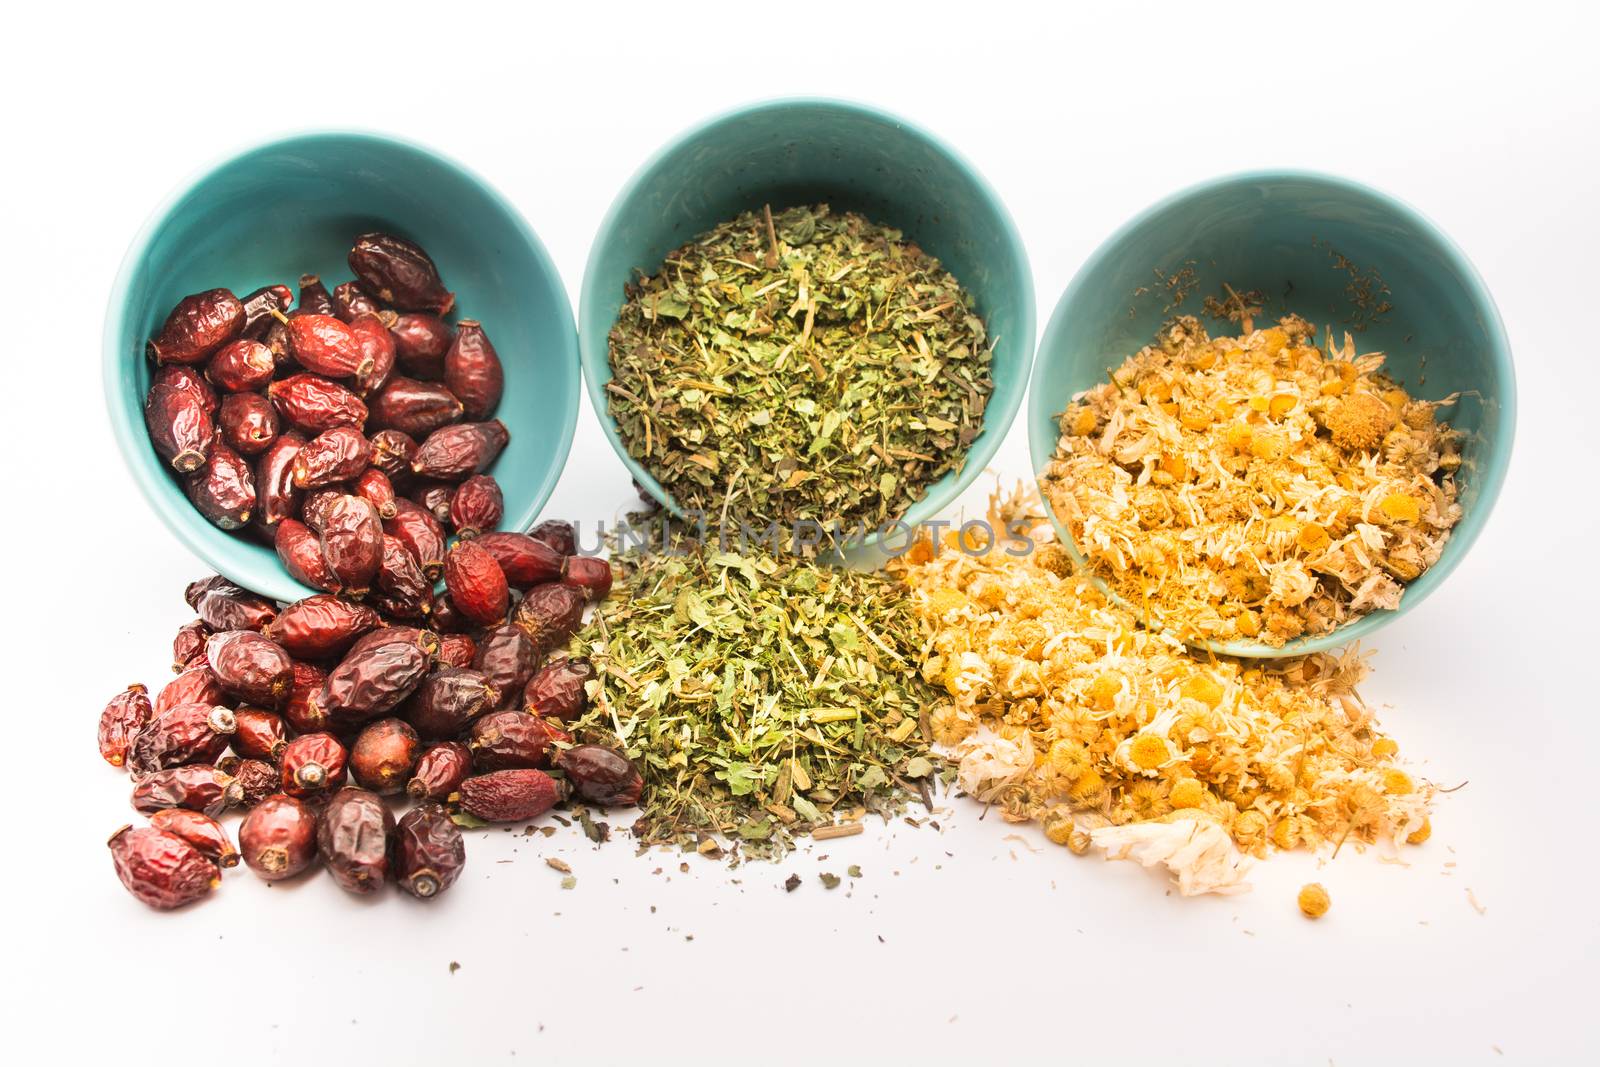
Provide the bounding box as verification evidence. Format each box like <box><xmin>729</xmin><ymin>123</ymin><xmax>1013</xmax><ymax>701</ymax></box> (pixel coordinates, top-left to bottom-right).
<box><xmin>4</xmin><ymin>2</ymin><xmax>1598</xmax><ymax>1063</ymax></box>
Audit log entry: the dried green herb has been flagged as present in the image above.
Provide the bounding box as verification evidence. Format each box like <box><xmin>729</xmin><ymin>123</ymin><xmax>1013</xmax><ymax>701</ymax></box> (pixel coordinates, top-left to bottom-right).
<box><xmin>568</xmin><ymin>542</ymin><xmax>944</xmax><ymax>859</ymax></box>
<box><xmin>606</xmin><ymin>204</ymin><xmax>993</xmax><ymax>545</ymax></box>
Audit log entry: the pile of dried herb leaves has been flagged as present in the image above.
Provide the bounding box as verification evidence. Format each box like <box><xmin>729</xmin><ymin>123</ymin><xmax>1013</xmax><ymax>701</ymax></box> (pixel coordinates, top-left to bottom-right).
<box><xmin>606</xmin><ymin>204</ymin><xmax>993</xmax><ymax>544</ymax></box>
<box><xmin>567</xmin><ymin>542</ymin><xmax>946</xmax><ymax>860</ymax></box>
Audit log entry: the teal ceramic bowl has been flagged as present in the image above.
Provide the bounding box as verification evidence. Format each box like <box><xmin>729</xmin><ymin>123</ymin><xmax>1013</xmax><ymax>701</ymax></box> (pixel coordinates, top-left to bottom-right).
<box><xmin>105</xmin><ymin>131</ymin><xmax>580</xmax><ymax>604</ymax></box>
<box><xmin>1028</xmin><ymin>170</ymin><xmax>1515</xmax><ymax>657</ymax></box>
<box><xmin>579</xmin><ymin>98</ymin><xmax>1034</xmax><ymax>559</ymax></box>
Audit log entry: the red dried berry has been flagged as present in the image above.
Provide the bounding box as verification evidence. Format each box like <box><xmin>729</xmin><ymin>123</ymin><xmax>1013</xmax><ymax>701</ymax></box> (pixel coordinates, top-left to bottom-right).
<box><xmin>268</xmin><ymin>595</ymin><xmax>381</xmax><ymax>660</ymax></box>
<box><xmin>409</xmin><ymin>479</ymin><xmax>454</xmax><ymax>525</ymax></box>
<box><xmin>472</xmin><ymin>625</ymin><xmax>539</xmax><ymax>708</ymax></box>
<box><xmin>231</xmin><ymin>758</ymin><xmax>279</xmax><ymax>807</ymax></box>
<box><xmin>562</xmin><ymin>555</ymin><xmax>614</xmax><ymax>600</ymax></box>
<box><xmin>333</xmin><ymin>281</ymin><xmax>379</xmax><ymax>322</ymax></box>
<box><xmin>206</xmin><ymin>338</ymin><xmax>275</xmax><ymax>392</ymax></box>
<box><xmin>350</xmin><ymin>717</ymin><xmax>422</xmax><ymax>795</ymax></box>
<box><xmin>389</xmin><ymin>313</ymin><xmax>454</xmax><ymax>379</ymax></box>
<box><xmin>468</xmin><ymin>710</ymin><xmax>569</xmax><ymax>771</ymax></box>
<box><xmin>300</xmin><ymin>488</ymin><xmax>345</xmax><ymax>532</ymax></box>
<box><xmin>127</xmin><ymin>703</ymin><xmax>237</xmax><ymax>779</ymax></box>
<box><xmin>149</xmin><ymin>809</ymin><xmax>240</xmax><ymax>868</ymax></box>
<box><xmin>186</xmin><ymin>576</ymin><xmax>276</xmax><ymax>632</ymax></box>
<box><xmin>385</xmin><ymin>498</ymin><xmax>447</xmax><ymax>580</ymax></box>
<box><xmin>172</xmin><ymin>620</ymin><xmax>210</xmax><ymax>673</ymax></box>
<box><xmin>406</xmin><ymin>742</ymin><xmax>474</xmax><ymax>800</ymax></box>
<box><xmin>369</xmin><ymin>376</ymin><xmax>464</xmax><ymax>439</ymax></box>
<box><xmin>557</xmin><ymin>745</ymin><xmax>643</xmax><ymax>807</ymax></box>
<box><xmin>285</xmin><ymin>313</ymin><xmax>371</xmax><ymax>380</ymax></box>
<box><xmin>284</xmin><ymin>660</ymin><xmax>331</xmax><ymax>734</ymax></box>
<box><xmin>317</xmin><ymin>788</ymin><xmax>393</xmax><ymax>894</ymax></box>
<box><xmin>445</xmin><ymin>541</ymin><xmax>510</xmax><ymax>626</ymax></box>
<box><xmin>281</xmin><ymin>732</ymin><xmax>348</xmax><ymax>798</ymax></box>
<box><xmin>291</xmin><ymin>426</ymin><xmax>372</xmax><ymax>489</ymax></box>
<box><xmin>392</xmin><ymin>804</ymin><xmax>466</xmax><ymax>899</ymax></box>
<box><xmin>523</xmin><ymin>656</ymin><xmax>595</xmax><ymax>722</ymax></box>
<box><xmin>153</xmin><ymin>363</ymin><xmax>219</xmax><ymax>414</ymax></box>
<box><xmin>98</xmin><ymin>683</ymin><xmax>153</xmax><ymax>768</ymax></box>
<box><xmin>231</xmin><ymin>708</ymin><xmax>289</xmax><ymax>762</ymax></box>
<box><xmin>368</xmin><ymin>429</ymin><xmax>418</xmax><ymax>480</ymax></box>
<box><xmin>350</xmin><ymin>311</ymin><xmax>398</xmax><ymax>396</ymax></box>
<box><xmin>148</xmin><ymin>288</ymin><xmax>244</xmax><ymax>365</ymax></box>
<box><xmin>155</xmin><ymin>664</ymin><xmax>224</xmax><ymax>716</ymax></box>
<box><xmin>529</xmin><ymin>519</ymin><xmax>577</xmax><ymax>557</ymax></box>
<box><xmin>448</xmin><ymin>475</ymin><xmax>503</xmax><ymax>537</ymax></box>
<box><xmin>349</xmin><ymin>232</ymin><xmax>455</xmax><ymax>314</ymax></box>
<box><xmin>436</xmin><ymin>633</ymin><xmax>477</xmax><ymax>669</ymax></box>
<box><xmin>145</xmin><ymin>381</ymin><xmax>214</xmax><ymax>473</ymax></box>
<box><xmin>239</xmin><ymin>793</ymin><xmax>318</xmax><ymax>880</ymax></box>
<box><xmin>412</xmin><ymin>420</ymin><xmax>509</xmax><ymax>481</ymax></box>
<box><xmin>353</xmin><ymin>467</ymin><xmax>398</xmax><ymax>519</ymax></box>
<box><xmin>217</xmin><ymin>392</ymin><xmax>280</xmax><ymax>455</ymax></box>
<box><xmin>403</xmin><ymin>668</ymin><xmax>498</xmax><ymax>740</ymax></box>
<box><xmin>318</xmin><ymin>495</ymin><xmax>384</xmax><ymax>596</ymax></box>
<box><xmin>206</xmin><ymin>630</ymin><xmax>293</xmax><ymax>707</ymax></box>
<box><xmin>131</xmin><ymin>765</ymin><xmax>243</xmax><ymax>817</ymax></box>
<box><xmin>429</xmin><ymin>594</ymin><xmax>471</xmax><ymax>634</ymax></box>
<box><xmin>345</xmin><ymin>625</ymin><xmax>441</xmax><ymax>663</ymax></box>
<box><xmin>319</xmin><ymin>641</ymin><xmax>432</xmax><ymax>731</ymax></box>
<box><xmin>185</xmin><ymin>443</ymin><xmax>255</xmax><ymax>529</ymax></box>
<box><xmin>511</xmin><ymin>582</ymin><xmax>587</xmax><ymax>654</ymax></box>
<box><xmin>474</xmin><ymin>531</ymin><xmax>563</xmax><ymax>589</ymax></box>
<box><xmin>241</xmin><ymin>284</ymin><xmax>294</xmax><ymax>337</ymax></box>
<box><xmin>268</xmin><ymin>373</ymin><xmax>368</xmax><ymax>434</ymax></box>
<box><xmin>373</xmin><ymin>535</ymin><xmax>434</xmax><ymax>620</ymax></box>
<box><xmin>254</xmin><ymin>430</ymin><xmax>305</xmax><ymax>528</ymax></box>
<box><xmin>443</xmin><ymin>320</ymin><xmax>503</xmax><ymax>420</ymax></box>
<box><xmin>295</xmin><ymin>273</ymin><xmax>337</xmax><ymax>317</ymax></box>
<box><xmin>457</xmin><ymin>768</ymin><xmax>567</xmax><ymax>823</ymax></box>
<box><xmin>109</xmin><ymin>826</ymin><xmax>219</xmax><ymax>909</ymax></box>
<box><xmin>275</xmin><ymin>518</ymin><xmax>342</xmax><ymax>593</ymax></box>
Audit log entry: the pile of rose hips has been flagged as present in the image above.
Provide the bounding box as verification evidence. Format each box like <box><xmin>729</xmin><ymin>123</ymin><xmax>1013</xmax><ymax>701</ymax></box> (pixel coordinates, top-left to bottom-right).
<box><xmin>101</xmin><ymin>528</ymin><xmax>641</xmax><ymax>909</ymax></box>
<box><xmin>142</xmin><ymin>231</ymin><xmax>525</xmax><ymax>609</ymax></box>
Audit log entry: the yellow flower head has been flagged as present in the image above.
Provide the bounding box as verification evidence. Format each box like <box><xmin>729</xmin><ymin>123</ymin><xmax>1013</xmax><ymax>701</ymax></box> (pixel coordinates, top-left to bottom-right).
<box><xmin>1128</xmin><ymin>733</ymin><xmax>1170</xmax><ymax>771</ymax></box>
<box><xmin>1298</xmin><ymin>882</ymin><xmax>1331</xmax><ymax>919</ymax></box>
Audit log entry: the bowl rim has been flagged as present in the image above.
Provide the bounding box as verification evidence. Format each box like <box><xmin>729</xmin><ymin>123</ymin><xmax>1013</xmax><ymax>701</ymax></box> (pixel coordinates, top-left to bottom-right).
<box><xmin>577</xmin><ymin>95</ymin><xmax>1036</xmax><ymax>555</ymax></box>
<box><xmin>1027</xmin><ymin>166</ymin><xmax>1517</xmax><ymax>658</ymax></box>
<box><xmin>103</xmin><ymin>127</ymin><xmax>582</xmax><ymax>603</ymax></box>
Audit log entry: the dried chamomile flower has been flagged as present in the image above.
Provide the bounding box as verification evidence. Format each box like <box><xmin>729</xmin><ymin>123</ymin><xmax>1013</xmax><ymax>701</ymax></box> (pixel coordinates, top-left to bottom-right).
<box><xmin>1039</xmin><ymin>315</ymin><xmax>1463</xmax><ymax>646</ymax></box>
<box><xmin>1298</xmin><ymin>882</ymin><xmax>1332</xmax><ymax>918</ymax></box>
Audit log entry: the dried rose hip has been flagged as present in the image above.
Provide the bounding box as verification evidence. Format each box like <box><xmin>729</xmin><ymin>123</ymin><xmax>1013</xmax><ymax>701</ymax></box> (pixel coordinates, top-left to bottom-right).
<box><xmin>389</xmin><ymin>313</ymin><xmax>454</xmax><ymax>379</ymax></box>
<box><xmin>457</xmin><ymin>768</ymin><xmax>566</xmax><ymax>823</ymax></box>
<box><xmin>206</xmin><ymin>630</ymin><xmax>293</xmax><ymax>707</ymax></box>
<box><xmin>349</xmin><ymin>232</ymin><xmax>455</xmax><ymax>314</ymax></box>
<box><xmin>468</xmin><ymin>710</ymin><xmax>568</xmax><ymax>771</ymax></box>
<box><xmin>412</xmin><ymin>420</ymin><xmax>509</xmax><ymax>481</ymax></box>
<box><xmin>132</xmin><ymin>765</ymin><xmax>242</xmax><ymax>817</ymax></box>
<box><xmin>263</xmin><ymin>317</ymin><xmax>293</xmax><ymax>368</ymax></box>
<box><xmin>369</xmin><ymin>376</ymin><xmax>463</xmax><ymax>438</ymax></box>
<box><xmin>206</xmin><ymin>338</ymin><xmax>275</xmax><ymax>392</ymax></box>
<box><xmin>231</xmin><ymin>708</ymin><xmax>289</xmax><ymax>762</ymax></box>
<box><xmin>443</xmin><ymin>320</ymin><xmax>503</xmax><ymax>420</ymax></box>
<box><xmin>407</xmin><ymin>742</ymin><xmax>473</xmax><ymax>800</ymax></box>
<box><xmin>98</xmin><ymin>683</ymin><xmax>153</xmax><ymax>768</ymax></box>
<box><xmin>292</xmin><ymin>426</ymin><xmax>372</xmax><ymax>489</ymax></box>
<box><xmin>317</xmin><ymin>787</ymin><xmax>393</xmax><ymax>894</ymax></box>
<box><xmin>217</xmin><ymin>392</ymin><xmax>280</xmax><ymax>455</ymax></box>
<box><xmin>350</xmin><ymin>311</ymin><xmax>398</xmax><ymax>396</ymax></box>
<box><xmin>429</xmin><ymin>594</ymin><xmax>470</xmax><ymax>634</ymax></box>
<box><xmin>445</xmin><ymin>541</ymin><xmax>510</xmax><ymax>626</ymax></box>
<box><xmin>268</xmin><ymin>374</ymin><xmax>368</xmax><ymax>434</ymax></box>
<box><xmin>557</xmin><ymin>745</ymin><xmax>643</xmax><ymax>807</ymax></box>
<box><xmin>153</xmin><ymin>363</ymin><xmax>219</xmax><ymax>414</ymax></box>
<box><xmin>276</xmin><ymin>518</ymin><xmax>341</xmax><ymax>593</ymax></box>
<box><xmin>403</xmin><ymin>668</ymin><xmax>498</xmax><ymax>740</ymax></box>
<box><xmin>384</xmin><ymin>498</ymin><xmax>447</xmax><ymax>580</ymax></box>
<box><xmin>300</xmin><ymin>488</ymin><xmax>345</xmax><ymax>532</ymax></box>
<box><xmin>448</xmin><ymin>475</ymin><xmax>503</xmax><ymax>538</ymax></box>
<box><xmin>172</xmin><ymin>620</ymin><xmax>210</xmax><ymax>672</ymax></box>
<box><xmin>149</xmin><ymin>809</ymin><xmax>240</xmax><ymax>868</ymax></box>
<box><xmin>352</xmin><ymin>468</ymin><xmax>397</xmax><ymax>521</ymax></box>
<box><xmin>436</xmin><ymin>634</ymin><xmax>476</xmax><ymax>669</ymax></box>
<box><xmin>187</xmin><ymin>576</ymin><xmax>276</xmax><ymax>632</ymax></box>
<box><xmin>350</xmin><ymin>718</ymin><xmax>421</xmax><ymax>795</ymax></box>
<box><xmin>410</xmin><ymin>479</ymin><xmax>454</xmax><ymax>525</ymax></box>
<box><xmin>345</xmin><ymin>625</ymin><xmax>440</xmax><ymax>662</ymax></box>
<box><xmin>318</xmin><ymin>494</ymin><xmax>384</xmax><ymax>596</ymax></box>
<box><xmin>231</xmin><ymin>758</ymin><xmax>278</xmax><ymax>807</ymax></box>
<box><xmin>284</xmin><ymin>661</ymin><xmax>330</xmax><ymax>734</ymax></box>
<box><xmin>267</xmin><ymin>594</ymin><xmax>381</xmax><ymax>660</ymax></box>
<box><xmin>145</xmin><ymin>381</ymin><xmax>214</xmax><ymax>473</ymax></box>
<box><xmin>241</xmin><ymin>284</ymin><xmax>294</xmax><ymax>337</ymax></box>
<box><xmin>562</xmin><ymin>555</ymin><xmax>614</xmax><ymax>600</ymax></box>
<box><xmin>523</xmin><ymin>656</ymin><xmax>594</xmax><ymax>721</ymax></box>
<box><xmin>474</xmin><ymin>531</ymin><xmax>562</xmax><ymax>589</ymax></box>
<box><xmin>392</xmin><ymin>804</ymin><xmax>465</xmax><ymax>899</ymax></box>
<box><xmin>373</xmin><ymin>535</ymin><xmax>433</xmax><ymax>620</ymax></box>
<box><xmin>472</xmin><ymin>625</ymin><xmax>538</xmax><ymax>707</ymax></box>
<box><xmin>156</xmin><ymin>664</ymin><xmax>224</xmax><ymax>716</ymax></box>
<box><xmin>255</xmin><ymin>431</ymin><xmax>305</xmax><ymax>528</ymax></box>
<box><xmin>281</xmin><ymin>732</ymin><xmax>348</xmax><ymax>798</ymax></box>
<box><xmin>109</xmin><ymin>826</ymin><xmax>219</xmax><ymax>909</ymax></box>
<box><xmin>185</xmin><ymin>443</ymin><xmax>255</xmax><ymax>529</ymax></box>
<box><xmin>529</xmin><ymin>519</ymin><xmax>577</xmax><ymax>557</ymax></box>
<box><xmin>333</xmin><ymin>281</ymin><xmax>379</xmax><ymax>322</ymax></box>
<box><xmin>368</xmin><ymin>429</ymin><xmax>417</xmax><ymax>480</ymax></box>
<box><xmin>319</xmin><ymin>641</ymin><xmax>432</xmax><ymax>730</ymax></box>
<box><xmin>283</xmin><ymin>312</ymin><xmax>371</xmax><ymax>380</ymax></box>
<box><xmin>128</xmin><ymin>702</ymin><xmax>237</xmax><ymax>779</ymax></box>
<box><xmin>512</xmin><ymin>582</ymin><xmax>586</xmax><ymax>654</ymax></box>
<box><xmin>295</xmin><ymin>274</ymin><xmax>337</xmax><ymax>317</ymax></box>
<box><xmin>239</xmin><ymin>793</ymin><xmax>318</xmax><ymax>880</ymax></box>
<box><xmin>148</xmin><ymin>288</ymin><xmax>244</xmax><ymax>365</ymax></box>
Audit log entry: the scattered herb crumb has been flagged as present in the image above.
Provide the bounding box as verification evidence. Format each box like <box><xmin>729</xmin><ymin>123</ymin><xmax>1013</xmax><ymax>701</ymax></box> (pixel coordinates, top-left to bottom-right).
<box><xmin>820</xmin><ymin>872</ymin><xmax>841</xmax><ymax>889</ymax></box>
<box><xmin>784</xmin><ymin>874</ymin><xmax>801</xmax><ymax>893</ymax></box>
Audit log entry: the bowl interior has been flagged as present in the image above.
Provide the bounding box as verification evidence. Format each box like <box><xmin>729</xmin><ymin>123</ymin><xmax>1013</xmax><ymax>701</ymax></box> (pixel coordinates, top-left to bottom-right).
<box><xmin>580</xmin><ymin>100</ymin><xmax>1034</xmax><ymax>554</ymax></box>
<box><xmin>1028</xmin><ymin>172</ymin><xmax>1514</xmax><ymax>656</ymax></box>
<box><xmin>106</xmin><ymin>132</ymin><xmax>580</xmax><ymax>604</ymax></box>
